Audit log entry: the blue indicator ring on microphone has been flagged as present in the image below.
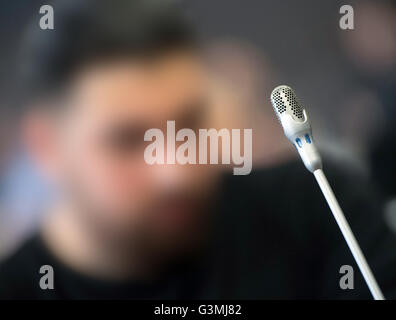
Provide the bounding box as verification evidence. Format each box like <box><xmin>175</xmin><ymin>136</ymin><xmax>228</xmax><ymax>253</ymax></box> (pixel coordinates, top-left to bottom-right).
<box><xmin>295</xmin><ymin>138</ymin><xmax>302</xmax><ymax>148</ymax></box>
<box><xmin>305</xmin><ymin>134</ymin><xmax>311</xmax><ymax>144</ymax></box>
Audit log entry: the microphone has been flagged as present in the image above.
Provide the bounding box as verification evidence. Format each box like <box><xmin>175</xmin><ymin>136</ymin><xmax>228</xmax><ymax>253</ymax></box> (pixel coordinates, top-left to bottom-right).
<box><xmin>270</xmin><ymin>85</ymin><xmax>385</xmax><ymax>300</ymax></box>
<box><xmin>270</xmin><ymin>85</ymin><xmax>322</xmax><ymax>172</ymax></box>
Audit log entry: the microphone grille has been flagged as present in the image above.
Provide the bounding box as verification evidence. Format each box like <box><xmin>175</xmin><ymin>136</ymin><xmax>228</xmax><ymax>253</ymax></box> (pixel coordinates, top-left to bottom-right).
<box><xmin>271</xmin><ymin>85</ymin><xmax>304</xmax><ymax>121</ymax></box>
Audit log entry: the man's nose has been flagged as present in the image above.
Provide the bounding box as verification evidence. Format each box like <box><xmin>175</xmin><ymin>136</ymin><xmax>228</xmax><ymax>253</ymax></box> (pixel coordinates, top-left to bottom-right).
<box><xmin>150</xmin><ymin>162</ymin><xmax>193</xmax><ymax>191</ymax></box>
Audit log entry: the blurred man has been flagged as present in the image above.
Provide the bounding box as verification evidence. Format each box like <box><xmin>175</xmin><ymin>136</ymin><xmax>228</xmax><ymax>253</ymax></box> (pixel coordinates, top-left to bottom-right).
<box><xmin>1</xmin><ymin>0</ymin><xmax>396</xmax><ymax>299</ymax></box>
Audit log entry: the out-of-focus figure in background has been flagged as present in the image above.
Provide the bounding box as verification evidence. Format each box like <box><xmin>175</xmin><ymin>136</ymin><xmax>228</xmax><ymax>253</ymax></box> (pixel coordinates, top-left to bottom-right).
<box><xmin>0</xmin><ymin>0</ymin><xmax>396</xmax><ymax>300</ymax></box>
<box><xmin>2</xmin><ymin>0</ymin><xmax>396</xmax><ymax>258</ymax></box>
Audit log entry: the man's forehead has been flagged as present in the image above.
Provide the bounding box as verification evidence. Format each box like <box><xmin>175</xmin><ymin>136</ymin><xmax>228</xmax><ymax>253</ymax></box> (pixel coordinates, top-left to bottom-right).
<box><xmin>64</xmin><ymin>54</ymin><xmax>207</xmax><ymax>125</ymax></box>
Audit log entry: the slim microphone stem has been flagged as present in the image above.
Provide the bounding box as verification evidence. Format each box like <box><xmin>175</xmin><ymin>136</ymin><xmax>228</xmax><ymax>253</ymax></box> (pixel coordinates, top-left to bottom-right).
<box><xmin>313</xmin><ymin>169</ymin><xmax>385</xmax><ymax>300</ymax></box>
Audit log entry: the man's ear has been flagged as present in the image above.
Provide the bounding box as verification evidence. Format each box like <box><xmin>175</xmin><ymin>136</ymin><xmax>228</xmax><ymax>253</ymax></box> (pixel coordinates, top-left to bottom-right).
<box><xmin>22</xmin><ymin>109</ymin><xmax>61</xmax><ymax>181</ymax></box>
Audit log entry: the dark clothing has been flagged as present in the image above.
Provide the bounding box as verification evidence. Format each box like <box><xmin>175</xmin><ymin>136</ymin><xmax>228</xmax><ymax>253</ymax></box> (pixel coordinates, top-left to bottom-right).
<box><xmin>1</xmin><ymin>160</ymin><xmax>396</xmax><ymax>299</ymax></box>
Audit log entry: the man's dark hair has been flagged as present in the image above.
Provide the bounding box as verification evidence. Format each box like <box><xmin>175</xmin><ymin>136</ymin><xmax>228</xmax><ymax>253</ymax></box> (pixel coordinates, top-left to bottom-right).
<box><xmin>18</xmin><ymin>0</ymin><xmax>196</xmax><ymax>104</ymax></box>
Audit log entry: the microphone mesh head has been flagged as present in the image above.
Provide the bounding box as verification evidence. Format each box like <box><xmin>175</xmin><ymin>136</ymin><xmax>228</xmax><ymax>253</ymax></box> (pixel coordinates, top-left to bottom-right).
<box><xmin>270</xmin><ymin>85</ymin><xmax>305</xmax><ymax>121</ymax></box>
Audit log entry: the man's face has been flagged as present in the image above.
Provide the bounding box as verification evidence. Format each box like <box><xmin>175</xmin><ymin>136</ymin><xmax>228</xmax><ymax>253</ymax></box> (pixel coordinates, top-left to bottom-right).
<box><xmin>30</xmin><ymin>51</ymin><xmax>218</xmax><ymax>255</ymax></box>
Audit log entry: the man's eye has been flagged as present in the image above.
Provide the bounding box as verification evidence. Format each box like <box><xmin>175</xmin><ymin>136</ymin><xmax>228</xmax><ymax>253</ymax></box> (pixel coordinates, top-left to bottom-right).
<box><xmin>104</xmin><ymin>128</ymin><xmax>145</xmax><ymax>152</ymax></box>
<box><xmin>177</xmin><ymin>111</ymin><xmax>206</xmax><ymax>132</ymax></box>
